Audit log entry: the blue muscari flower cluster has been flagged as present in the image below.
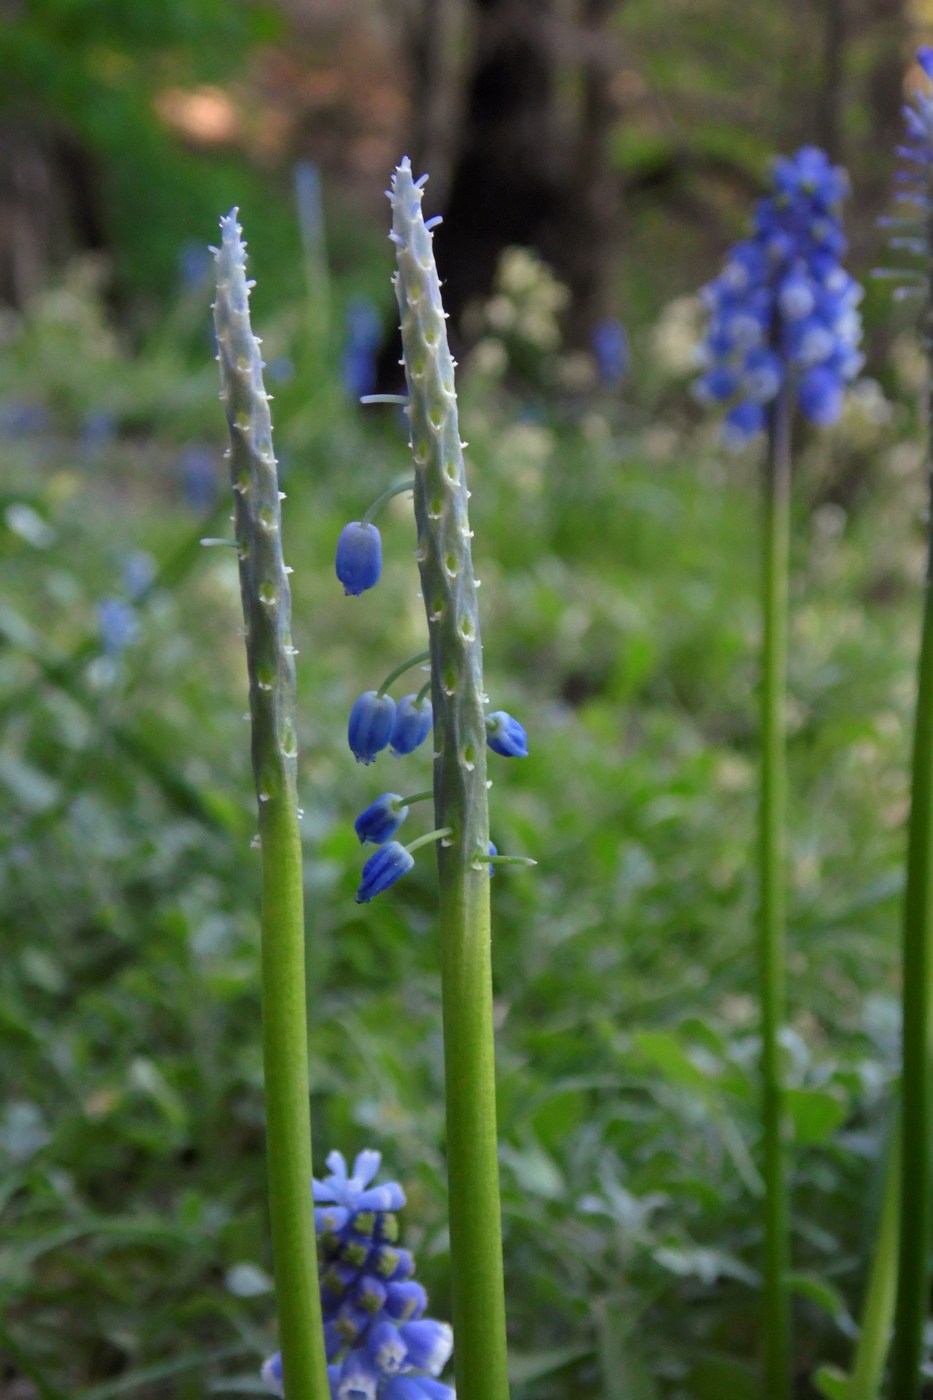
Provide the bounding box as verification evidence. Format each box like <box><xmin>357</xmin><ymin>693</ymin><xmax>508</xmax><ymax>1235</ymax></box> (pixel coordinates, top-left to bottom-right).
<box><xmin>337</xmin><ymin>452</ymin><xmax>529</xmax><ymax>903</ymax></box>
<box><xmin>261</xmin><ymin>1151</ymin><xmax>454</xmax><ymax>1400</ymax></box>
<box><xmin>695</xmin><ymin>145</ymin><xmax>863</xmax><ymax>445</ymax></box>
<box><xmin>884</xmin><ymin>48</ymin><xmax>933</xmax><ymax>288</ymax></box>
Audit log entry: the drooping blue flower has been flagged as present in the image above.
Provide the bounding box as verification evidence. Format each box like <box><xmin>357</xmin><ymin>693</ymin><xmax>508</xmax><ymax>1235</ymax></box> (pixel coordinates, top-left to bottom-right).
<box><xmin>98</xmin><ymin>598</ymin><xmax>139</xmax><ymax>657</ymax></box>
<box><xmin>485</xmin><ymin>710</ymin><xmax>528</xmax><ymax>758</ymax></box>
<box><xmin>389</xmin><ymin>695</ymin><xmax>432</xmax><ymax>756</ymax></box>
<box><xmin>695</xmin><ymin>145</ymin><xmax>863</xmax><ymax>443</ymax></box>
<box><xmin>592</xmin><ymin>319</ymin><xmax>629</xmax><ymax>386</ymax></box>
<box><xmin>355</xmin><ymin>842</ymin><xmax>414</xmax><ymax>902</ymax></box>
<box><xmin>355</xmin><ymin>793</ymin><xmax>409</xmax><ymax>845</ymax></box>
<box><xmin>262</xmin><ymin>1151</ymin><xmax>454</xmax><ymax>1399</ymax></box>
<box><xmin>349</xmin><ymin>691</ymin><xmax>397</xmax><ymax>764</ymax></box>
<box><xmin>343</xmin><ymin>297</ymin><xmax>383</xmax><ymax>402</ymax></box>
<box><xmin>337</xmin><ymin>522</ymin><xmax>382</xmax><ymax>596</ymax></box>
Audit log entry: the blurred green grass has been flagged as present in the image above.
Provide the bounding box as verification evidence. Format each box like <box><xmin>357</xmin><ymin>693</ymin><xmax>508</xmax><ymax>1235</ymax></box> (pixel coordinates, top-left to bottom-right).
<box><xmin>0</xmin><ymin>233</ymin><xmax>923</xmax><ymax>1398</ymax></box>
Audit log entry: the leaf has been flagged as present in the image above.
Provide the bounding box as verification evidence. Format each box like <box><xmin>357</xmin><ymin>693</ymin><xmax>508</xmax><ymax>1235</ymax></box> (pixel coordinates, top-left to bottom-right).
<box><xmin>813</xmin><ymin>1363</ymin><xmax>852</xmax><ymax>1400</ymax></box>
<box><xmin>633</xmin><ymin>1029</ymin><xmax>716</xmax><ymax>1093</ymax></box>
<box><xmin>789</xmin><ymin>1271</ymin><xmax>854</xmax><ymax>1332</ymax></box>
<box><xmin>786</xmin><ymin>1087</ymin><xmax>848</xmax><ymax>1145</ymax></box>
<box><xmin>508</xmin><ymin>1344</ymin><xmax>593</xmax><ymax>1384</ymax></box>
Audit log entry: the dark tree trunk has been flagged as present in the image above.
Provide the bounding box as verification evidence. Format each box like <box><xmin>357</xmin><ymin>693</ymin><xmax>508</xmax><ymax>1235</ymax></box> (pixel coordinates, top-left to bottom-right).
<box><xmin>430</xmin><ymin>0</ymin><xmax>567</xmax><ymax>346</ymax></box>
<box><xmin>0</xmin><ymin>119</ymin><xmax>106</xmax><ymax>309</ymax></box>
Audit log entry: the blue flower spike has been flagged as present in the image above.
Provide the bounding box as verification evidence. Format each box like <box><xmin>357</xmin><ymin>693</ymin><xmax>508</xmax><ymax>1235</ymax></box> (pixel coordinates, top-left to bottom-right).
<box><xmin>390</xmin><ymin>695</ymin><xmax>433</xmax><ymax>756</ymax></box>
<box><xmin>695</xmin><ymin>144</ymin><xmax>862</xmax><ymax>444</ymax></box>
<box><xmin>262</xmin><ymin>1150</ymin><xmax>455</xmax><ymax>1399</ymax></box>
<box><xmin>349</xmin><ymin>691</ymin><xmax>397</xmax><ymax>764</ymax></box>
<box><xmin>355</xmin><ymin>842</ymin><xmax>415</xmax><ymax>903</ymax></box>
<box><xmin>485</xmin><ymin>710</ymin><xmax>529</xmax><ymax>758</ymax></box>
<box><xmin>355</xmin><ymin>793</ymin><xmax>410</xmax><ymax>845</ymax></box>
<box><xmin>337</xmin><ymin>521</ymin><xmax>382</xmax><ymax>596</ymax></box>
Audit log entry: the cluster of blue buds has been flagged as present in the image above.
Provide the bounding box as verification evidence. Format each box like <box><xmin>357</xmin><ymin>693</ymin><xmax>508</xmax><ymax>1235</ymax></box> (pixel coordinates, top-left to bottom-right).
<box><xmin>695</xmin><ymin>145</ymin><xmax>863</xmax><ymax>445</ymax></box>
<box><xmin>336</xmin><ymin>442</ymin><xmax>529</xmax><ymax>905</ymax></box>
<box><xmin>261</xmin><ymin>1150</ymin><xmax>454</xmax><ymax>1400</ymax></box>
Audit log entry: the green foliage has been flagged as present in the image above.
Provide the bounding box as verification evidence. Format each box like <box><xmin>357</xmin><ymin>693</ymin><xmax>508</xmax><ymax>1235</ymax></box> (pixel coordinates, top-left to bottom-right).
<box><xmin>0</xmin><ymin>242</ymin><xmax>920</xmax><ymax>1398</ymax></box>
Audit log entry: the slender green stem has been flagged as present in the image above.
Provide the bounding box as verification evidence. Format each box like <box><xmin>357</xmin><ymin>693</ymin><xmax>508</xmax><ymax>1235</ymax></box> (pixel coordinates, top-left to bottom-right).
<box><xmin>846</xmin><ymin>1128</ymin><xmax>901</xmax><ymax>1400</ymax></box>
<box><xmin>398</xmin><ymin>789</ymin><xmax>434</xmax><ymax>806</ymax></box>
<box><xmin>213</xmin><ymin>211</ymin><xmax>329</xmax><ymax>1400</ymax></box>
<box><xmin>890</xmin><ymin>462</ymin><xmax>933</xmax><ymax>1398</ymax></box>
<box><xmin>484</xmin><ymin>854</ymin><xmax>538</xmax><ymax>868</ymax></box>
<box><xmin>389</xmin><ymin>158</ymin><xmax>510</xmax><ymax>1400</ymax></box>
<box><xmin>377</xmin><ymin>649</ymin><xmax>431</xmax><ymax>696</ymax></box>
<box><xmin>406</xmin><ymin>826</ymin><xmax>454</xmax><ymax>853</ymax></box>
<box><xmin>361</xmin><ymin>479</ymin><xmax>415</xmax><ymax>527</ymax></box>
<box><xmin>259</xmin><ymin>794</ymin><xmax>327</xmax><ymax>1397</ymax></box>
<box><xmin>760</xmin><ymin>384</ymin><xmax>792</xmax><ymax>1400</ymax></box>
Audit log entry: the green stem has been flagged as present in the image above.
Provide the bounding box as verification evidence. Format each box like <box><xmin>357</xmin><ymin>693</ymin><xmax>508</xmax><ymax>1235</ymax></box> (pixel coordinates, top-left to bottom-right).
<box><xmin>760</xmin><ymin>384</ymin><xmax>792</xmax><ymax>1400</ymax></box>
<box><xmin>213</xmin><ymin>210</ymin><xmax>329</xmax><ymax>1400</ymax></box>
<box><xmin>376</xmin><ymin>649</ymin><xmax>431</xmax><ymax>696</ymax></box>
<box><xmin>406</xmin><ymin>826</ymin><xmax>454</xmax><ymax>853</ymax></box>
<box><xmin>259</xmin><ymin>793</ymin><xmax>327</xmax><ymax>1395</ymax></box>
<box><xmin>361</xmin><ymin>479</ymin><xmax>415</xmax><ymax>527</ymax></box>
<box><xmin>890</xmin><ymin>479</ymin><xmax>933</xmax><ymax>1399</ymax></box>
<box><xmin>847</xmin><ymin>1127</ymin><xmax>901</xmax><ymax>1400</ymax></box>
<box><xmin>389</xmin><ymin>158</ymin><xmax>510</xmax><ymax>1400</ymax></box>
<box><xmin>398</xmin><ymin>789</ymin><xmax>434</xmax><ymax>806</ymax></box>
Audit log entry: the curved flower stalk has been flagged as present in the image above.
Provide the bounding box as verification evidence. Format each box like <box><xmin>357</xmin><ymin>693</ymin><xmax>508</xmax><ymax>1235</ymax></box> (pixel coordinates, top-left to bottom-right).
<box><xmin>261</xmin><ymin>1150</ymin><xmax>455</xmax><ymax>1400</ymax></box>
<box><xmin>695</xmin><ymin>149</ymin><xmax>862</xmax><ymax>1400</ymax></box>
<box><xmin>213</xmin><ymin>211</ymin><xmax>329</xmax><ymax>1400</ymax></box>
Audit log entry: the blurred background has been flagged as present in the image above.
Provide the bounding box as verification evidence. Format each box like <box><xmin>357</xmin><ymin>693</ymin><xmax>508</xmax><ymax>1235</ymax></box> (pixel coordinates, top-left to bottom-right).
<box><xmin>2</xmin><ymin>1</ymin><xmax>933</xmax><ymax>1397</ymax></box>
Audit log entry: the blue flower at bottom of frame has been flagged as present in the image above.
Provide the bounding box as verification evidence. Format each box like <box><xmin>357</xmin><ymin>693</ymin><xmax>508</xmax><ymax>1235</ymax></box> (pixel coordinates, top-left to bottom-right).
<box><xmin>390</xmin><ymin>695</ymin><xmax>432</xmax><ymax>756</ymax></box>
<box><xmin>355</xmin><ymin>842</ymin><xmax>414</xmax><ymax>903</ymax></box>
<box><xmin>485</xmin><ymin>711</ymin><xmax>528</xmax><ymax>758</ymax></box>
<box><xmin>349</xmin><ymin>691</ymin><xmax>397</xmax><ymax>764</ymax></box>
<box><xmin>337</xmin><ymin>522</ymin><xmax>382</xmax><ymax>596</ymax></box>
<box><xmin>262</xmin><ymin>1351</ymin><xmax>455</xmax><ymax>1400</ymax></box>
<box><xmin>355</xmin><ymin>794</ymin><xmax>409</xmax><ymax>845</ymax></box>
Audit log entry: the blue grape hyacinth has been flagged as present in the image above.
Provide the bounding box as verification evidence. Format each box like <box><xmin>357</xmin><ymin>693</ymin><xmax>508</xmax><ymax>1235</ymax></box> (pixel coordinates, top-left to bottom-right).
<box><xmin>695</xmin><ymin>145</ymin><xmax>863</xmax><ymax>445</ymax></box>
<box><xmin>337</xmin><ymin>521</ymin><xmax>382</xmax><ymax>596</ymax></box>
<box><xmin>262</xmin><ymin>1151</ymin><xmax>454</xmax><ymax>1399</ymax></box>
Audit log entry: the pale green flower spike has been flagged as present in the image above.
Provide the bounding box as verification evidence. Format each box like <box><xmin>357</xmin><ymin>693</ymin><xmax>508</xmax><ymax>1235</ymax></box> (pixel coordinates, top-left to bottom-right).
<box><xmin>387</xmin><ymin>159</ymin><xmax>511</xmax><ymax>1400</ymax></box>
<box><xmin>212</xmin><ymin>209</ymin><xmax>330</xmax><ymax>1400</ymax></box>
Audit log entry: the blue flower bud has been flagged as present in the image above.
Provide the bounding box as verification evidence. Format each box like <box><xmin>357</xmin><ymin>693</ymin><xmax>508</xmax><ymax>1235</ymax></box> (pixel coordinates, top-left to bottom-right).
<box><xmin>337</xmin><ymin>521</ymin><xmax>382</xmax><ymax>596</ymax></box>
<box><xmin>485</xmin><ymin>711</ymin><xmax>528</xmax><ymax>758</ymax></box>
<box><xmin>349</xmin><ymin>691</ymin><xmax>397</xmax><ymax>764</ymax></box>
<box><xmin>390</xmin><ymin>694</ymin><xmax>433</xmax><ymax>755</ymax></box>
<box><xmin>355</xmin><ymin>841</ymin><xmax>415</xmax><ymax>903</ymax></box>
<box><xmin>488</xmin><ymin>840</ymin><xmax>497</xmax><ymax>877</ymax></box>
<box><xmin>337</xmin><ymin>1349</ymin><xmax>380</xmax><ymax>1400</ymax></box>
<box><xmin>797</xmin><ymin>365</ymin><xmax>844</xmax><ymax>426</ymax></box>
<box><xmin>722</xmin><ymin>399</ymin><xmax>765</xmax><ymax>448</ymax></box>
<box><xmin>367</xmin><ymin>1318</ymin><xmax>408</xmax><ymax>1373</ymax></box>
<box><xmin>384</xmin><ymin>1279</ymin><xmax>428</xmax><ymax>1320</ymax></box>
<box><xmin>260</xmin><ymin>1353</ymin><xmax>284</xmax><ymax>1397</ymax></box>
<box><xmin>355</xmin><ymin>793</ymin><xmax>409</xmax><ymax>845</ymax></box>
<box><xmin>398</xmin><ymin>1319</ymin><xmax>454</xmax><ymax>1376</ymax></box>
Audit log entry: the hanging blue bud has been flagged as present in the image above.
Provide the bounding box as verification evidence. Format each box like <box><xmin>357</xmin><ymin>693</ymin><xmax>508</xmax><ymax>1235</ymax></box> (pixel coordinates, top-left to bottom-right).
<box><xmin>349</xmin><ymin>691</ymin><xmax>397</xmax><ymax>764</ymax></box>
<box><xmin>355</xmin><ymin>793</ymin><xmax>409</xmax><ymax>845</ymax></box>
<box><xmin>397</xmin><ymin>1319</ymin><xmax>454</xmax><ymax>1376</ymax></box>
<box><xmin>260</xmin><ymin>1354</ymin><xmax>283</xmax><ymax>1397</ymax></box>
<box><xmin>384</xmin><ymin>1279</ymin><xmax>428</xmax><ymax>1320</ymax></box>
<box><xmin>390</xmin><ymin>695</ymin><xmax>433</xmax><ymax>756</ymax></box>
<box><xmin>485</xmin><ymin>711</ymin><xmax>529</xmax><ymax>758</ymax></box>
<box><xmin>366</xmin><ymin>1318</ymin><xmax>408</xmax><ymax>1373</ymax></box>
<box><xmin>337</xmin><ymin>521</ymin><xmax>382</xmax><ymax>596</ymax></box>
<box><xmin>337</xmin><ymin>1348</ymin><xmax>380</xmax><ymax>1400</ymax></box>
<box><xmin>355</xmin><ymin>841</ymin><xmax>415</xmax><ymax>902</ymax></box>
<box><xmin>488</xmin><ymin>840</ymin><xmax>497</xmax><ymax>877</ymax></box>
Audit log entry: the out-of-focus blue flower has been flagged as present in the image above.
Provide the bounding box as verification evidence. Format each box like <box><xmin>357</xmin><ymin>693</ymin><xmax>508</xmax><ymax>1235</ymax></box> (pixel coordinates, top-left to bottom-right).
<box><xmin>178</xmin><ymin>445</ymin><xmax>219</xmax><ymax>511</ymax></box>
<box><xmin>355</xmin><ymin>793</ymin><xmax>409</xmax><ymax>845</ymax></box>
<box><xmin>98</xmin><ymin>598</ymin><xmax>139</xmax><ymax>657</ymax></box>
<box><xmin>267</xmin><ymin>356</ymin><xmax>295</xmax><ymax>384</ymax></box>
<box><xmin>0</xmin><ymin>401</ymin><xmax>50</xmax><ymax>436</ymax></box>
<box><xmin>337</xmin><ymin>522</ymin><xmax>382</xmax><ymax>596</ymax></box>
<box><xmin>880</xmin><ymin>50</ymin><xmax>933</xmax><ymax>299</ymax></box>
<box><xmin>178</xmin><ymin>240</ymin><xmax>214</xmax><ymax>290</ymax></box>
<box><xmin>81</xmin><ymin>410</ymin><xmax>116</xmax><ymax>454</ymax></box>
<box><xmin>485</xmin><ymin>711</ymin><xmax>528</xmax><ymax>758</ymax></box>
<box><xmin>694</xmin><ymin>146</ymin><xmax>863</xmax><ymax>443</ymax></box>
<box><xmin>261</xmin><ymin>1151</ymin><xmax>454</xmax><ymax>1397</ymax></box>
<box><xmin>295</xmin><ymin>160</ymin><xmax>324</xmax><ymax>253</ymax></box>
<box><xmin>121</xmin><ymin>550</ymin><xmax>156</xmax><ymax>602</ymax></box>
<box><xmin>592</xmin><ymin>319</ymin><xmax>629</xmax><ymax>386</ymax></box>
<box><xmin>389</xmin><ymin>696</ymin><xmax>432</xmax><ymax>756</ymax></box>
<box><xmin>349</xmin><ymin>691</ymin><xmax>397</xmax><ymax>764</ymax></box>
<box><xmin>488</xmin><ymin>840</ymin><xmax>497</xmax><ymax>877</ymax></box>
<box><xmin>355</xmin><ymin>841</ymin><xmax>414</xmax><ymax>902</ymax></box>
<box><xmin>343</xmin><ymin>297</ymin><xmax>383</xmax><ymax>401</ymax></box>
